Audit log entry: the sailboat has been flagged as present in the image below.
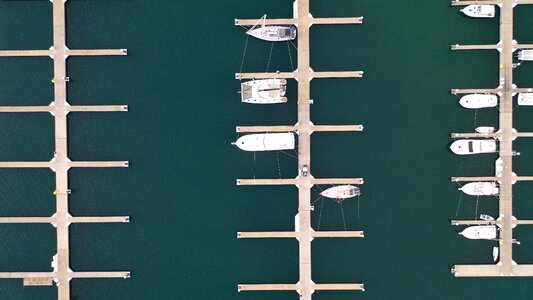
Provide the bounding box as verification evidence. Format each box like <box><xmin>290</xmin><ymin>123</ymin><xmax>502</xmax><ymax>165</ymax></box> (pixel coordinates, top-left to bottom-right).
<box><xmin>320</xmin><ymin>185</ymin><xmax>360</xmax><ymax>200</ymax></box>
<box><xmin>246</xmin><ymin>15</ymin><xmax>297</xmax><ymax>42</ymax></box>
<box><xmin>241</xmin><ymin>79</ymin><xmax>287</xmax><ymax>104</ymax></box>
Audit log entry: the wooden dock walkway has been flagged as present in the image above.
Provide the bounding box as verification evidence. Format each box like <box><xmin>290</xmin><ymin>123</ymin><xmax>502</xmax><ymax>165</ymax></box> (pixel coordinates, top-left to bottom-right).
<box><xmin>0</xmin><ymin>0</ymin><xmax>130</xmax><ymax>297</ymax></box>
<box><xmin>235</xmin><ymin>1</ymin><xmax>364</xmax><ymax>299</ymax></box>
<box><xmin>450</xmin><ymin>0</ymin><xmax>533</xmax><ymax>277</ymax></box>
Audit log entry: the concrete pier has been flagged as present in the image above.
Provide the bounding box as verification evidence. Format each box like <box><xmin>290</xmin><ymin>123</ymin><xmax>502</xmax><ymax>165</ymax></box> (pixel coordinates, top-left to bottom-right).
<box><xmin>0</xmin><ymin>0</ymin><xmax>130</xmax><ymax>298</ymax></box>
<box><xmin>450</xmin><ymin>0</ymin><xmax>533</xmax><ymax>277</ymax></box>
<box><xmin>236</xmin><ymin>124</ymin><xmax>363</xmax><ymax>133</ymax></box>
<box><xmin>235</xmin><ymin>1</ymin><xmax>364</xmax><ymax>298</ymax></box>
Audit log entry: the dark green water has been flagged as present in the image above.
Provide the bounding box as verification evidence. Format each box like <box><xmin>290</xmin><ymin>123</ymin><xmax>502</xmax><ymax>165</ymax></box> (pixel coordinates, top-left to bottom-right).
<box><xmin>0</xmin><ymin>0</ymin><xmax>532</xmax><ymax>299</ymax></box>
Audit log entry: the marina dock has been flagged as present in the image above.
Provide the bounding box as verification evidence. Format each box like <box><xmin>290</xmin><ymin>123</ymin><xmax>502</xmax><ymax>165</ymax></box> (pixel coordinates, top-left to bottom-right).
<box><xmin>0</xmin><ymin>1</ymin><xmax>130</xmax><ymax>298</ymax></box>
<box><xmin>450</xmin><ymin>0</ymin><xmax>533</xmax><ymax>276</ymax></box>
<box><xmin>235</xmin><ymin>1</ymin><xmax>364</xmax><ymax>298</ymax></box>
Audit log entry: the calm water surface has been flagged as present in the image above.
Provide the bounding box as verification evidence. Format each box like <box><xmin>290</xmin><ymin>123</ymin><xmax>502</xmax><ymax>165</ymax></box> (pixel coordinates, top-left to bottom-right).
<box><xmin>0</xmin><ymin>0</ymin><xmax>532</xmax><ymax>299</ymax></box>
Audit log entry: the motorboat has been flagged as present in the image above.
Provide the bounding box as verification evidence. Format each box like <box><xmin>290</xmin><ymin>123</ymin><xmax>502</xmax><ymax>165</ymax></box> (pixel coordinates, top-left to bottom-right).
<box><xmin>232</xmin><ymin>132</ymin><xmax>295</xmax><ymax>151</ymax></box>
<box><xmin>480</xmin><ymin>214</ymin><xmax>495</xmax><ymax>221</ymax></box>
<box><xmin>459</xmin><ymin>182</ymin><xmax>499</xmax><ymax>196</ymax></box>
<box><xmin>450</xmin><ymin>139</ymin><xmax>497</xmax><ymax>155</ymax></box>
<box><xmin>459</xmin><ymin>225</ymin><xmax>497</xmax><ymax>240</ymax></box>
<box><xmin>459</xmin><ymin>94</ymin><xmax>498</xmax><ymax>109</ymax></box>
<box><xmin>246</xmin><ymin>15</ymin><xmax>296</xmax><ymax>42</ymax></box>
<box><xmin>320</xmin><ymin>185</ymin><xmax>360</xmax><ymax>200</ymax></box>
<box><xmin>461</xmin><ymin>5</ymin><xmax>496</xmax><ymax>18</ymax></box>
<box><xmin>241</xmin><ymin>79</ymin><xmax>287</xmax><ymax>104</ymax></box>
<box><xmin>475</xmin><ymin>126</ymin><xmax>495</xmax><ymax>134</ymax></box>
<box><xmin>518</xmin><ymin>93</ymin><xmax>533</xmax><ymax>106</ymax></box>
<box><xmin>517</xmin><ymin>49</ymin><xmax>533</xmax><ymax>61</ymax></box>
<box><xmin>493</xmin><ymin>246</ymin><xmax>499</xmax><ymax>261</ymax></box>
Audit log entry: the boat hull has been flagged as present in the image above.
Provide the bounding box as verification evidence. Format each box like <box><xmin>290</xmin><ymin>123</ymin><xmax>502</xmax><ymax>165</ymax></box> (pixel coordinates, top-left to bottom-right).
<box><xmin>459</xmin><ymin>94</ymin><xmax>498</xmax><ymax>109</ymax></box>
<box><xmin>459</xmin><ymin>225</ymin><xmax>497</xmax><ymax>240</ymax></box>
<box><xmin>461</xmin><ymin>5</ymin><xmax>495</xmax><ymax>18</ymax></box>
<box><xmin>241</xmin><ymin>79</ymin><xmax>288</xmax><ymax>104</ymax></box>
<box><xmin>450</xmin><ymin>139</ymin><xmax>497</xmax><ymax>155</ymax></box>
<box><xmin>246</xmin><ymin>26</ymin><xmax>297</xmax><ymax>42</ymax></box>
<box><xmin>518</xmin><ymin>93</ymin><xmax>533</xmax><ymax>106</ymax></box>
<box><xmin>459</xmin><ymin>182</ymin><xmax>499</xmax><ymax>196</ymax></box>
<box><xmin>320</xmin><ymin>185</ymin><xmax>360</xmax><ymax>200</ymax></box>
<box><xmin>234</xmin><ymin>133</ymin><xmax>295</xmax><ymax>152</ymax></box>
<box><xmin>475</xmin><ymin>126</ymin><xmax>495</xmax><ymax>134</ymax></box>
<box><xmin>518</xmin><ymin>50</ymin><xmax>533</xmax><ymax>61</ymax></box>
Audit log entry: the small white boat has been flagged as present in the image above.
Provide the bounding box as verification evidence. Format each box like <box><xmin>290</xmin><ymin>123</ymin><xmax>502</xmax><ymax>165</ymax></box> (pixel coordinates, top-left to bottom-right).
<box><xmin>246</xmin><ymin>16</ymin><xmax>296</xmax><ymax>42</ymax></box>
<box><xmin>461</xmin><ymin>5</ymin><xmax>496</xmax><ymax>18</ymax></box>
<box><xmin>480</xmin><ymin>214</ymin><xmax>495</xmax><ymax>221</ymax></box>
<box><xmin>320</xmin><ymin>185</ymin><xmax>360</xmax><ymax>200</ymax></box>
<box><xmin>459</xmin><ymin>94</ymin><xmax>498</xmax><ymax>109</ymax></box>
<box><xmin>517</xmin><ymin>49</ymin><xmax>533</xmax><ymax>61</ymax></box>
<box><xmin>233</xmin><ymin>132</ymin><xmax>295</xmax><ymax>152</ymax></box>
<box><xmin>241</xmin><ymin>79</ymin><xmax>287</xmax><ymax>104</ymax></box>
<box><xmin>459</xmin><ymin>225</ymin><xmax>497</xmax><ymax>240</ymax></box>
<box><xmin>459</xmin><ymin>182</ymin><xmax>499</xmax><ymax>196</ymax></box>
<box><xmin>475</xmin><ymin>126</ymin><xmax>495</xmax><ymax>134</ymax></box>
<box><xmin>518</xmin><ymin>93</ymin><xmax>533</xmax><ymax>106</ymax></box>
<box><xmin>493</xmin><ymin>246</ymin><xmax>499</xmax><ymax>261</ymax></box>
<box><xmin>450</xmin><ymin>139</ymin><xmax>497</xmax><ymax>155</ymax></box>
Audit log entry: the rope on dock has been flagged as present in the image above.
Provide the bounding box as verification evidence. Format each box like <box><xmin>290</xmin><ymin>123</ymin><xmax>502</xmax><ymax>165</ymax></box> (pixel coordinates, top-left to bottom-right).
<box><xmin>289</xmin><ymin>40</ymin><xmax>298</xmax><ymax>51</ymax></box>
<box><xmin>287</xmin><ymin>41</ymin><xmax>294</xmax><ymax>71</ymax></box>
<box><xmin>266</xmin><ymin>42</ymin><xmax>274</xmax><ymax>73</ymax></box>
<box><xmin>239</xmin><ymin>35</ymin><xmax>249</xmax><ymax>74</ymax></box>
<box><xmin>312</xmin><ymin>195</ymin><xmax>323</xmax><ymax>205</ymax></box>
<box><xmin>455</xmin><ymin>193</ymin><xmax>463</xmax><ymax>217</ymax></box>
<box><xmin>279</xmin><ymin>150</ymin><xmax>297</xmax><ymax>159</ymax></box>
<box><xmin>317</xmin><ymin>198</ymin><xmax>325</xmax><ymax>230</ymax></box>
<box><xmin>253</xmin><ymin>151</ymin><xmax>256</xmax><ymax>179</ymax></box>
<box><xmin>475</xmin><ymin>195</ymin><xmax>480</xmax><ymax>220</ymax></box>
<box><xmin>340</xmin><ymin>201</ymin><xmax>347</xmax><ymax>231</ymax></box>
<box><xmin>276</xmin><ymin>151</ymin><xmax>282</xmax><ymax>178</ymax></box>
<box><xmin>357</xmin><ymin>195</ymin><xmax>361</xmax><ymax>227</ymax></box>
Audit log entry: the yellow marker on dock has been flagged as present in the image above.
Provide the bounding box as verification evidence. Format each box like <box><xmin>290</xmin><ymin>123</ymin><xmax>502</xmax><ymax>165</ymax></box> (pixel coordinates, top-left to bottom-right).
<box><xmin>51</xmin><ymin>78</ymin><xmax>55</xmax><ymax>84</ymax></box>
<box><xmin>499</xmin><ymin>63</ymin><xmax>504</xmax><ymax>69</ymax></box>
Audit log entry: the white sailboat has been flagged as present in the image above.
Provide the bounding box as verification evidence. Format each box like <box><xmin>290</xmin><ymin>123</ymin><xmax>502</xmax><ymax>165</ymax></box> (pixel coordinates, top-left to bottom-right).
<box><xmin>493</xmin><ymin>246</ymin><xmax>499</xmax><ymax>261</ymax></box>
<box><xmin>518</xmin><ymin>93</ymin><xmax>533</xmax><ymax>106</ymax></box>
<box><xmin>232</xmin><ymin>132</ymin><xmax>295</xmax><ymax>151</ymax></box>
<box><xmin>246</xmin><ymin>15</ymin><xmax>297</xmax><ymax>42</ymax></box>
<box><xmin>459</xmin><ymin>225</ymin><xmax>497</xmax><ymax>240</ymax></box>
<box><xmin>459</xmin><ymin>94</ymin><xmax>498</xmax><ymax>109</ymax></box>
<box><xmin>461</xmin><ymin>5</ymin><xmax>496</xmax><ymax>18</ymax></box>
<box><xmin>320</xmin><ymin>185</ymin><xmax>360</xmax><ymax>200</ymax></box>
<box><xmin>517</xmin><ymin>49</ymin><xmax>533</xmax><ymax>61</ymax></box>
<box><xmin>241</xmin><ymin>79</ymin><xmax>287</xmax><ymax>104</ymax></box>
<box><xmin>450</xmin><ymin>139</ymin><xmax>497</xmax><ymax>155</ymax></box>
<box><xmin>459</xmin><ymin>182</ymin><xmax>499</xmax><ymax>196</ymax></box>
